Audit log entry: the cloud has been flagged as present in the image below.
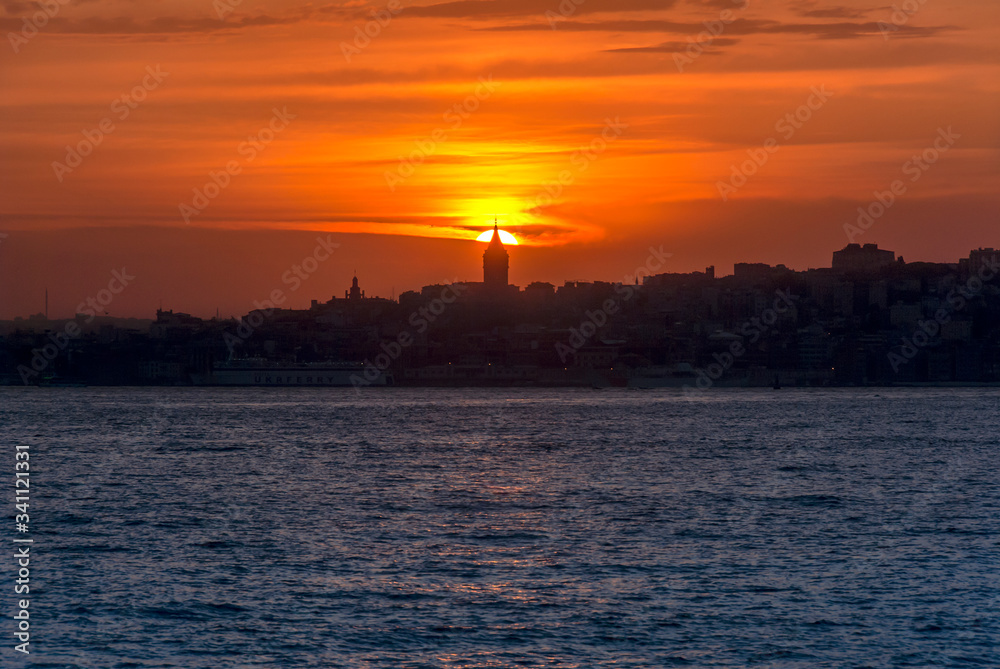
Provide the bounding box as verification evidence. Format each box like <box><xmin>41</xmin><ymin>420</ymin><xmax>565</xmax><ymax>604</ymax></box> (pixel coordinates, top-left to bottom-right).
<box><xmin>404</xmin><ymin>0</ymin><xmax>679</xmax><ymax>19</ymax></box>
<box><xmin>0</xmin><ymin>13</ymin><xmax>298</xmax><ymax>35</ymax></box>
<box><xmin>605</xmin><ymin>37</ymin><xmax>740</xmax><ymax>53</ymax></box>
<box><xmin>799</xmin><ymin>7</ymin><xmax>871</xmax><ymax>19</ymax></box>
<box><xmin>685</xmin><ymin>0</ymin><xmax>751</xmax><ymax>8</ymax></box>
<box><xmin>1</xmin><ymin>0</ymin><xmax>30</xmax><ymax>15</ymax></box>
<box><xmin>483</xmin><ymin>17</ymin><xmax>956</xmax><ymax>40</ymax></box>
<box><xmin>787</xmin><ymin>1</ymin><xmax>873</xmax><ymax>19</ymax></box>
<box><xmin>0</xmin><ymin>2</ymin><xmax>367</xmax><ymax>36</ymax></box>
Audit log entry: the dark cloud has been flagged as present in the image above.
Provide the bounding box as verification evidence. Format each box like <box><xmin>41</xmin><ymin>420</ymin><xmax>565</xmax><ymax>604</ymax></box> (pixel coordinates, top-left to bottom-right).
<box><xmin>784</xmin><ymin>20</ymin><xmax>952</xmax><ymax>40</ymax></box>
<box><xmin>483</xmin><ymin>17</ymin><xmax>956</xmax><ymax>40</ymax></box>
<box><xmin>799</xmin><ymin>7</ymin><xmax>871</xmax><ymax>19</ymax></box>
<box><xmin>686</xmin><ymin>0</ymin><xmax>750</xmax><ymax>8</ymax></box>
<box><xmin>485</xmin><ymin>18</ymin><xmax>692</xmax><ymax>32</ymax></box>
<box><xmin>449</xmin><ymin>222</ymin><xmax>573</xmax><ymax>237</ymax></box>
<box><xmin>0</xmin><ymin>13</ymin><xmax>297</xmax><ymax>35</ymax></box>
<box><xmin>1</xmin><ymin>0</ymin><xmax>31</xmax><ymax>14</ymax></box>
<box><xmin>405</xmin><ymin>0</ymin><xmax>679</xmax><ymax>19</ymax></box>
<box><xmin>606</xmin><ymin>37</ymin><xmax>740</xmax><ymax>53</ymax></box>
<box><xmin>787</xmin><ymin>1</ymin><xmax>874</xmax><ymax>19</ymax></box>
<box><xmin>3</xmin><ymin>0</ymin><xmax>109</xmax><ymax>14</ymax></box>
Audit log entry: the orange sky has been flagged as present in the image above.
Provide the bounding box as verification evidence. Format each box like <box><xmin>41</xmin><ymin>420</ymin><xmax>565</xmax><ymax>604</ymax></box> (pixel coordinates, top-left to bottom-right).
<box><xmin>1</xmin><ymin>0</ymin><xmax>998</xmax><ymax>318</ymax></box>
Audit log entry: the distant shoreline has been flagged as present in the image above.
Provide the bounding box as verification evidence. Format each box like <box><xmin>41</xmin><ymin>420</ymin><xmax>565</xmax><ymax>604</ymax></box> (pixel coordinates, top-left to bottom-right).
<box><xmin>6</xmin><ymin>380</ymin><xmax>1000</xmax><ymax>389</ymax></box>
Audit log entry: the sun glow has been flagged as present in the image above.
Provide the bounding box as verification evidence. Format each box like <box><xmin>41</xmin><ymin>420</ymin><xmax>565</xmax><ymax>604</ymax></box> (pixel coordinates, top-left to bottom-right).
<box><xmin>476</xmin><ymin>229</ymin><xmax>519</xmax><ymax>245</ymax></box>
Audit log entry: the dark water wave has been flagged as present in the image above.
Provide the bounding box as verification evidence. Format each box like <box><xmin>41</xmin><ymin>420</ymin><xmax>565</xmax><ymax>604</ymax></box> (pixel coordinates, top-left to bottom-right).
<box><xmin>1</xmin><ymin>387</ymin><xmax>999</xmax><ymax>668</ymax></box>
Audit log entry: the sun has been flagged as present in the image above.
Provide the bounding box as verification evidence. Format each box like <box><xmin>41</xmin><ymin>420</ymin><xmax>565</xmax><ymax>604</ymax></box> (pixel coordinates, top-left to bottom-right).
<box><xmin>476</xmin><ymin>228</ymin><xmax>519</xmax><ymax>245</ymax></box>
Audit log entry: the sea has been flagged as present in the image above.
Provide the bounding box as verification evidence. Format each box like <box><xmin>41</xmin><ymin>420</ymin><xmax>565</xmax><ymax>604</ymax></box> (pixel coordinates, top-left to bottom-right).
<box><xmin>1</xmin><ymin>387</ymin><xmax>998</xmax><ymax>668</ymax></box>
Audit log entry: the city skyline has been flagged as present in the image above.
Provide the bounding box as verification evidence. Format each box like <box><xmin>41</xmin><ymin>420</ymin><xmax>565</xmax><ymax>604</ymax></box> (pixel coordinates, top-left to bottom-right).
<box><xmin>6</xmin><ymin>238</ymin><xmax>999</xmax><ymax>389</ymax></box>
<box><xmin>5</xmin><ymin>234</ymin><xmax>996</xmax><ymax>323</ymax></box>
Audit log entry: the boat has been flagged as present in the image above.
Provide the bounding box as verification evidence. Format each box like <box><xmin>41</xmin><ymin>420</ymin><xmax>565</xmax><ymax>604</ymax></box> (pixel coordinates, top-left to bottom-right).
<box><xmin>190</xmin><ymin>359</ymin><xmax>392</xmax><ymax>386</ymax></box>
<box><xmin>38</xmin><ymin>375</ymin><xmax>88</xmax><ymax>387</ymax></box>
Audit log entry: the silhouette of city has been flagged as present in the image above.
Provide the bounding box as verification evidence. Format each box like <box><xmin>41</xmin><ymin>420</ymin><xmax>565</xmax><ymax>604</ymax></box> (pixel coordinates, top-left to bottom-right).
<box><xmin>3</xmin><ymin>235</ymin><xmax>999</xmax><ymax>388</ymax></box>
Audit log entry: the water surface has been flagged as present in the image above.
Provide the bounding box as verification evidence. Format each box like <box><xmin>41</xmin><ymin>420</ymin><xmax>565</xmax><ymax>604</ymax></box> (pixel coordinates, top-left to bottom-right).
<box><xmin>2</xmin><ymin>387</ymin><xmax>998</xmax><ymax>668</ymax></box>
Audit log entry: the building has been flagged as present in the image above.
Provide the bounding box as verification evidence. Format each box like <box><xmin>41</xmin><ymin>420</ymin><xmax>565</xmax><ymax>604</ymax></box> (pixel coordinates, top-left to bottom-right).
<box><xmin>482</xmin><ymin>222</ymin><xmax>509</xmax><ymax>290</ymax></box>
<box><xmin>734</xmin><ymin>262</ymin><xmax>775</xmax><ymax>282</ymax></box>
<box><xmin>961</xmin><ymin>248</ymin><xmax>999</xmax><ymax>278</ymax></box>
<box><xmin>309</xmin><ymin>275</ymin><xmax>393</xmax><ymax>313</ymax></box>
<box><xmin>832</xmin><ymin>243</ymin><xmax>895</xmax><ymax>273</ymax></box>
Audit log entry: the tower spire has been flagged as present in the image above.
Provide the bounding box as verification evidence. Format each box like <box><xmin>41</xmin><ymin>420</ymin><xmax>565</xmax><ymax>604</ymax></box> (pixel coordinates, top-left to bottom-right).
<box><xmin>483</xmin><ymin>217</ymin><xmax>509</xmax><ymax>290</ymax></box>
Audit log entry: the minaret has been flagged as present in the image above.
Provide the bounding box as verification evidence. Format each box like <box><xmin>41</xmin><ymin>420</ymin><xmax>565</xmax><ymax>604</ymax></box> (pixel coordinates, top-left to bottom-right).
<box><xmin>346</xmin><ymin>274</ymin><xmax>364</xmax><ymax>300</ymax></box>
<box><xmin>483</xmin><ymin>220</ymin><xmax>509</xmax><ymax>290</ymax></box>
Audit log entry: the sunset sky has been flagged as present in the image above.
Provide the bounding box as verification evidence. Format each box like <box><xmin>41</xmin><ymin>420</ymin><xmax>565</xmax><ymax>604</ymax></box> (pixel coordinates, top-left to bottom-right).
<box><xmin>1</xmin><ymin>0</ymin><xmax>998</xmax><ymax>319</ymax></box>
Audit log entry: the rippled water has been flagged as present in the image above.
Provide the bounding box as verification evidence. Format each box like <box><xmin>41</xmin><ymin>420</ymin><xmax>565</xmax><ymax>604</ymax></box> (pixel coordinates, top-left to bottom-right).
<box><xmin>2</xmin><ymin>387</ymin><xmax>999</xmax><ymax>668</ymax></box>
